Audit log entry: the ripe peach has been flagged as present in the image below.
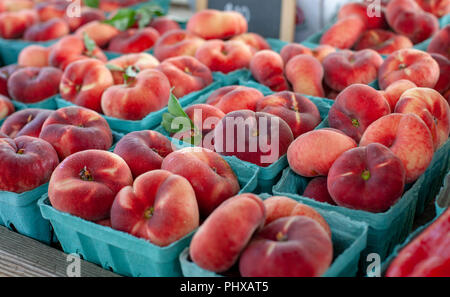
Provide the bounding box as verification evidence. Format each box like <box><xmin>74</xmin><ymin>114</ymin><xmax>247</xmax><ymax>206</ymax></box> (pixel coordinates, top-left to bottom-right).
<box><xmin>281</xmin><ymin>44</ymin><xmax>336</xmax><ymax>64</ymax></box>
<box><xmin>231</xmin><ymin>32</ymin><xmax>270</xmax><ymax>53</ymax></box>
<box><xmin>323</xmin><ymin>49</ymin><xmax>383</xmax><ymax>92</ymax></box>
<box><xmin>101</xmin><ymin>69</ymin><xmax>171</xmax><ymax>121</ymax></box>
<box><xmin>415</xmin><ymin>0</ymin><xmax>450</xmax><ymax>17</ymax></box>
<box><xmin>187</xmin><ymin>9</ymin><xmax>247</xmax><ymax>40</ymax></box>
<box><xmin>328</xmin><ymin>84</ymin><xmax>391</xmax><ymax>142</ymax></box>
<box><xmin>49</xmin><ymin>35</ymin><xmax>108</xmax><ymax>70</ymax></box>
<box><xmin>156</xmin><ymin>56</ymin><xmax>213</xmax><ymax>98</ymax></box>
<box><xmin>107</xmin><ymin>53</ymin><xmax>159</xmax><ymax>85</ymax></box>
<box><xmin>18</xmin><ymin>45</ymin><xmax>50</xmax><ymax>67</ymax></box>
<box><xmin>354</xmin><ymin>30</ymin><xmax>413</xmax><ymax>54</ymax></box>
<box><xmin>1</xmin><ymin>108</ymin><xmax>53</xmax><ymax>138</ymax></box>
<box><xmin>107</xmin><ymin>27</ymin><xmax>160</xmax><ymax>54</ymax></box>
<box><xmin>378</xmin><ymin>49</ymin><xmax>440</xmax><ymax>90</ymax></box>
<box><xmin>153</xmin><ymin>29</ymin><xmax>205</xmax><ymax>62</ymax></box>
<box><xmin>338</xmin><ymin>2</ymin><xmax>387</xmax><ymax>30</ymax></box>
<box><xmin>285</xmin><ymin>54</ymin><xmax>325</xmax><ymax>97</ymax></box>
<box><xmin>386</xmin><ymin>0</ymin><xmax>439</xmax><ymax>43</ymax></box>
<box><xmin>195</xmin><ymin>40</ymin><xmax>253</xmax><ymax>74</ymax></box>
<box><xmin>48</xmin><ymin>150</ymin><xmax>133</xmax><ymax>221</ymax></box>
<box><xmin>287</xmin><ymin>128</ymin><xmax>357</xmax><ymax>177</ymax></box>
<box><xmin>113</xmin><ymin>130</ymin><xmax>173</xmax><ymax>178</ymax></box>
<box><xmin>206</xmin><ymin>85</ymin><xmax>264</xmax><ymax>114</ymax></box>
<box><xmin>0</xmin><ymin>64</ymin><xmax>20</xmax><ymax>97</ymax></box>
<box><xmin>250</xmin><ymin>50</ymin><xmax>289</xmax><ymax>92</ymax></box>
<box><xmin>0</xmin><ymin>95</ymin><xmax>14</xmax><ymax>120</ymax></box>
<box><xmin>427</xmin><ymin>25</ymin><xmax>450</xmax><ymax>60</ymax></box>
<box><xmin>214</xmin><ymin>110</ymin><xmax>294</xmax><ymax>167</ymax></box>
<box><xmin>311</xmin><ymin>45</ymin><xmax>338</xmax><ymax>63</ymax></box>
<box><xmin>0</xmin><ymin>10</ymin><xmax>37</xmax><ymax>39</ymax></box>
<box><xmin>59</xmin><ymin>58</ymin><xmax>114</xmax><ymax>113</ymax></box>
<box><xmin>303</xmin><ymin>177</ymin><xmax>336</xmax><ymax>205</ymax></box>
<box><xmin>395</xmin><ymin>88</ymin><xmax>450</xmax><ymax>150</ymax></box>
<box><xmin>8</xmin><ymin>66</ymin><xmax>62</xmax><ymax>103</ymax></box>
<box><xmin>111</xmin><ymin>169</ymin><xmax>199</xmax><ymax>246</ymax></box>
<box><xmin>0</xmin><ymin>135</ymin><xmax>59</xmax><ymax>193</ymax></box>
<box><xmin>0</xmin><ymin>0</ymin><xmax>33</xmax><ymax>12</ymax></box>
<box><xmin>35</xmin><ymin>0</ymin><xmax>67</xmax><ymax>22</ymax></box>
<box><xmin>379</xmin><ymin>79</ymin><xmax>417</xmax><ymax>111</ymax></box>
<box><xmin>190</xmin><ymin>193</ymin><xmax>265</xmax><ymax>273</ymax></box>
<box><xmin>328</xmin><ymin>143</ymin><xmax>406</xmax><ymax>212</ymax></box>
<box><xmin>360</xmin><ymin>113</ymin><xmax>434</xmax><ymax>183</ymax></box>
<box><xmin>263</xmin><ymin>196</ymin><xmax>331</xmax><ymax>236</ymax></box>
<box><xmin>23</xmin><ymin>18</ymin><xmax>69</xmax><ymax>41</ymax></box>
<box><xmin>431</xmin><ymin>54</ymin><xmax>450</xmax><ymax>96</ymax></box>
<box><xmin>183</xmin><ymin>103</ymin><xmax>225</xmax><ymax>135</ymax></box>
<box><xmin>280</xmin><ymin>43</ymin><xmax>312</xmax><ymax>64</ymax></box>
<box><xmin>162</xmin><ymin>147</ymin><xmax>240</xmax><ymax>217</ymax></box>
<box><xmin>239</xmin><ymin>216</ymin><xmax>333</xmax><ymax>277</ymax></box>
<box><xmin>75</xmin><ymin>21</ymin><xmax>120</xmax><ymax>48</ymax></box>
<box><xmin>64</xmin><ymin>7</ymin><xmax>105</xmax><ymax>32</ymax></box>
<box><xmin>39</xmin><ymin>106</ymin><xmax>113</xmax><ymax>160</ymax></box>
<box><xmin>149</xmin><ymin>17</ymin><xmax>181</xmax><ymax>35</ymax></box>
<box><xmin>255</xmin><ymin>91</ymin><xmax>321</xmax><ymax>138</ymax></box>
<box><xmin>320</xmin><ymin>16</ymin><xmax>366</xmax><ymax>49</ymax></box>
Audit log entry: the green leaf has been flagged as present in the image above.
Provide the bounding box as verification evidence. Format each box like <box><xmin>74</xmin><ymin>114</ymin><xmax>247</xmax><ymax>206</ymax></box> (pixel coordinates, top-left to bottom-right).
<box><xmin>125</xmin><ymin>65</ymin><xmax>140</xmax><ymax>77</ymax></box>
<box><xmin>161</xmin><ymin>93</ymin><xmax>199</xmax><ymax>139</ymax></box>
<box><xmin>83</xmin><ymin>32</ymin><xmax>96</xmax><ymax>55</ymax></box>
<box><xmin>136</xmin><ymin>4</ymin><xmax>165</xmax><ymax>28</ymax></box>
<box><xmin>103</xmin><ymin>8</ymin><xmax>136</xmax><ymax>31</ymax></box>
<box><xmin>84</xmin><ymin>0</ymin><xmax>99</xmax><ymax>8</ymax></box>
<box><xmin>161</xmin><ymin>113</ymin><xmax>178</xmax><ymax>133</ymax></box>
<box><xmin>167</xmin><ymin>93</ymin><xmax>187</xmax><ymax>117</ymax></box>
<box><xmin>105</xmin><ymin>64</ymin><xmax>124</xmax><ymax>72</ymax></box>
<box><xmin>122</xmin><ymin>65</ymin><xmax>140</xmax><ymax>84</ymax></box>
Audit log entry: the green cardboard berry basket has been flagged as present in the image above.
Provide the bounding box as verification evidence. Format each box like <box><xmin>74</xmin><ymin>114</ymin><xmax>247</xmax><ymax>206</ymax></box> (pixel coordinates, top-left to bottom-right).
<box><xmin>435</xmin><ymin>170</ymin><xmax>450</xmax><ymax>217</ymax></box>
<box><xmin>179</xmin><ymin>194</ymin><xmax>369</xmax><ymax>277</ymax></box>
<box><xmin>37</xmin><ymin>135</ymin><xmax>259</xmax><ymax>277</ymax></box>
<box><xmin>0</xmin><ymin>38</ymin><xmax>56</xmax><ymax>66</ymax></box>
<box><xmin>39</xmin><ymin>193</ymin><xmax>196</xmax><ymax>276</ymax></box>
<box><xmin>126</xmin><ymin>0</ymin><xmax>171</xmax><ymax>14</ymax></box>
<box><xmin>0</xmin><ymin>131</ymin><xmax>123</xmax><ymax>244</ymax></box>
<box><xmin>273</xmin><ymin>138</ymin><xmax>450</xmax><ymax>271</ymax></box>
<box><xmin>415</xmin><ymin>140</ymin><xmax>450</xmax><ymax>215</ymax></box>
<box><xmin>380</xmin><ymin>203</ymin><xmax>449</xmax><ymax>277</ymax></box>
<box><xmin>10</xmin><ymin>94</ymin><xmax>59</xmax><ymax>111</ymax></box>
<box><xmin>154</xmin><ymin>71</ymin><xmax>334</xmax><ymax>193</ymax></box>
<box><xmin>0</xmin><ymin>183</ymin><xmax>54</xmax><ymax>244</ymax></box>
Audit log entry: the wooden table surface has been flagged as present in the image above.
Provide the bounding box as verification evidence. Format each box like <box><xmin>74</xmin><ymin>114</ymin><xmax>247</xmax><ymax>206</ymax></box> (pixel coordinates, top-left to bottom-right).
<box><xmin>0</xmin><ymin>226</ymin><xmax>118</xmax><ymax>277</ymax></box>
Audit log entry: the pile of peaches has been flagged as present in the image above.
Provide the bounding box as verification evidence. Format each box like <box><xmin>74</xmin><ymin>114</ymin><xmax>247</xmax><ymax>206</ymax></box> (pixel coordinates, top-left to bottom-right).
<box><xmin>0</xmin><ymin>0</ymin><xmax>449</xmax><ymax>278</ymax></box>
<box><xmin>251</xmin><ymin>0</ymin><xmax>450</xmax><ymax>102</ymax></box>
<box><xmin>0</xmin><ymin>0</ymin><xmax>151</xmax><ymax>42</ymax></box>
